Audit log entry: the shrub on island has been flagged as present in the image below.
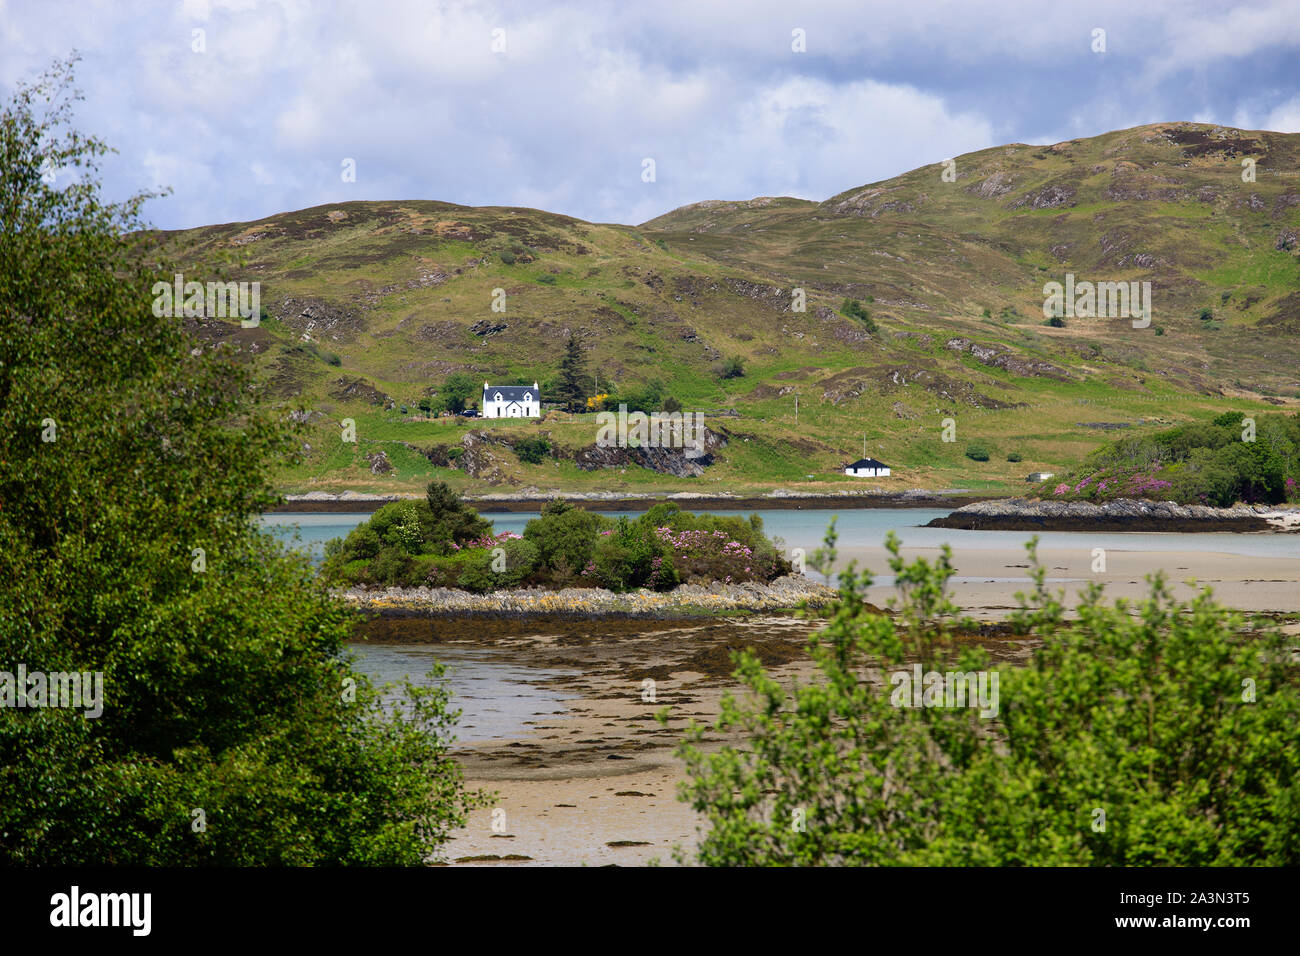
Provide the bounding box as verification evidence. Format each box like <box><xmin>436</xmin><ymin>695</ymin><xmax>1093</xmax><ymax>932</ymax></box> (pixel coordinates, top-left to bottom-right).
<box><xmin>323</xmin><ymin>489</ymin><xmax>792</xmax><ymax>592</ymax></box>
<box><xmin>1046</xmin><ymin>412</ymin><xmax>1300</xmax><ymax>507</ymax></box>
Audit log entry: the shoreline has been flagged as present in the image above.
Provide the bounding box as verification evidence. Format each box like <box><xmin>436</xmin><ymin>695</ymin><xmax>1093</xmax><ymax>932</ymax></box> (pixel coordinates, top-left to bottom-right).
<box><xmin>337</xmin><ymin>575</ymin><xmax>838</xmax><ymax>620</ymax></box>
<box><xmin>271</xmin><ymin>488</ymin><xmax>993</xmax><ymax>514</ymax></box>
<box><xmin>928</xmin><ymin>497</ymin><xmax>1300</xmax><ymax>534</ymax></box>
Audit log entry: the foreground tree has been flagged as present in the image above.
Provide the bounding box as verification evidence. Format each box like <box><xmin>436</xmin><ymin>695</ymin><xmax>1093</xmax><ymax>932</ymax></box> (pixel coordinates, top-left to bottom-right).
<box><xmin>674</xmin><ymin>526</ymin><xmax>1300</xmax><ymax>865</ymax></box>
<box><xmin>0</xmin><ymin>57</ymin><xmax>482</xmax><ymax>864</ymax></box>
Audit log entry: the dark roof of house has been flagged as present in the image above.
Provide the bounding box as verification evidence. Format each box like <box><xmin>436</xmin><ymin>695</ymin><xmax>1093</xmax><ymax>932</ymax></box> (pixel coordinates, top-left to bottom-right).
<box><xmin>847</xmin><ymin>458</ymin><xmax>889</xmax><ymax>468</ymax></box>
<box><xmin>483</xmin><ymin>384</ymin><xmax>536</xmax><ymax>401</ymax></box>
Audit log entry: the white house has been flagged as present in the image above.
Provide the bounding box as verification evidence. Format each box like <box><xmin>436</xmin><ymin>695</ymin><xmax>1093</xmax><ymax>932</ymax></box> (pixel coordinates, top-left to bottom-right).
<box><xmin>845</xmin><ymin>457</ymin><xmax>891</xmax><ymax>478</ymax></box>
<box><xmin>481</xmin><ymin>381</ymin><xmax>540</xmax><ymax>418</ymax></box>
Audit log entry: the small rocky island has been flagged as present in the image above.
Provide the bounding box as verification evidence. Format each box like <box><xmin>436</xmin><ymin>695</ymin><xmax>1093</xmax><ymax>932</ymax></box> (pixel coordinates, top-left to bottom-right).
<box><xmin>928</xmin><ymin>497</ymin><xmax>1300</xmax><ymax>533</ymax></box>
<box><xmin>324</xmin><ymin>481</ymin><xmax>837</xmax><ymax>617</ymax></box>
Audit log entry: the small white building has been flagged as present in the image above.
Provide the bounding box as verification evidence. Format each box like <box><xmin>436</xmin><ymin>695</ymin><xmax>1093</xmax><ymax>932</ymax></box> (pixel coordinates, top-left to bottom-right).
<box><xmin>481</xmin><ymin>381</ymin><xmax>540</xmax><ymax>418</ymax></box>
<box><xmin>1026</xmin><ymin>472</ymin><xmax>1055</xmax><ymax>482</ymax></box>
<box><xmin>845</xmin><ymin>457</ymin><xmax>891</xmax><ymax>478</ymax></box>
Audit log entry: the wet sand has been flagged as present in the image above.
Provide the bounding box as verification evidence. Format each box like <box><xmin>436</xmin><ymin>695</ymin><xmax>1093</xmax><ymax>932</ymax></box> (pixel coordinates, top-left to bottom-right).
<box><xmin>376</xmin><ymin>614</ymin><xmax>1038</xmax><ymax>866</ymax></box>
<box><xmin>832</xmin><ymin>545</ymin><xmax>1300</xmax><ymax>617</ymax></box>
<box><xmin>398</xmin><ymin>544</ymin><xmax>1300</xmax><ymax>866</ymax></box>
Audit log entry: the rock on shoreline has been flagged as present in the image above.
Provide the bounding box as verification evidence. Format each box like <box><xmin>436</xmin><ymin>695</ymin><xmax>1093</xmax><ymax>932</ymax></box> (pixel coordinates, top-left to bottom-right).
<box><xmin>336</xmin><ymin>574</ymin><xmax>839</xmax><ymax>619</ymax></box>
<box><xmin>927</xmin><ymin>497</ymin><xmax>1300</xmax><ymax>533</ymax></box>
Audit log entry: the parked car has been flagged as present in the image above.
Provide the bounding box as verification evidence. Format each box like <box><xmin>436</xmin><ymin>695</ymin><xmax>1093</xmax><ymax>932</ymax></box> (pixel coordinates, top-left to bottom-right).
<box><xmin>460</xmin><ymin>408</ymin><xmax>478</xmax><ymax>417</ymax></box>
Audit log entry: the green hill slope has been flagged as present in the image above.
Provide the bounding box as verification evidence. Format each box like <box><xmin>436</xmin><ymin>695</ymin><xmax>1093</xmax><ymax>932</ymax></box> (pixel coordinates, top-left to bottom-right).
<box><xmin>156</xmin><ymin>122</ymin><xmax>1300</xmax><ymax>497</ymax></box>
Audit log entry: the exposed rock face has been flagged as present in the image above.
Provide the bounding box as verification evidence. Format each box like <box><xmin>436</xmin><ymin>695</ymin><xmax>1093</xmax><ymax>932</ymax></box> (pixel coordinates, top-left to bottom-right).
<box><xmin>469</xmin><ymin>319</ymin><xmax>507</xmax><ymax>336</ymax></box>
<box><xmin>944</xmin><ymin>338</ymin><xmax>1071</xmax><ymax>380</ymax></box>
<box><xmin>573</xmin><ymin>425</ymin><xmax>727</xmax><ymax>477</ymax></box>
<box><xmin>927</xmin><ymin>497</ymin><xmax>1297</xmax><ymax>532</ymax></box>
<box><xmin>364</xmin><ymin>450</ymin><xmax>393</xmax><ymax>474</ymax></box>
<box><xmin>821</xmin><ymin>364</ymin><xmax>1018</xmax><ymax>409</ymax></box>
<box><xmin>328</xmin><ymin>376</ymin><xmax>391</xmax><ymax>406</ymax></box>
<box><xmin>967</xmin><ymin>172</ymin><xmax>1017</xmax><ymax>199</ymax></box>
<box><xmin>278</xmin><ymin>296</ymin><xmax>364</xmax><ymax>342</ymax></box>
<box><xmin>722</xmin><ymin>277</ymin><xmax>792</xmax><ymax>311</ymax></box>
<box><xmin>826</xmin><ymin>186</ymin><xmax>922</xmax><ymax>217</ymax></box>
<box><xmin>458</xmin><ymin>430</ymin><xmax>510</xmax><ymax>484</ymax></box>
<box><xmin>1010</xmin><ymin>183</ymin><xmax>1077</xmax><ymax>209</ymax></box>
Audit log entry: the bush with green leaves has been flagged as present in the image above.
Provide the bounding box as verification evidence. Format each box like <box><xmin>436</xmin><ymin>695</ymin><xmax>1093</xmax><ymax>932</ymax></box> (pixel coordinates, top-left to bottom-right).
<box><xmin>522</xmin><ymin>499</ymin><xmax>611</xmax><ymax>582</ymax></box>
<box><xmin>716</xmin><ymin>356</ymin><xmax>746</xmax><ymax>379</ymax></box>
<box><xmin>513</xmin><ymin>436</ymin><xmax>551</xmax><ymax>464</ymax></box>
<box><xmin>1052</xmin><ymin>412</ymin><xmax>1299</xmax><ymax>506</ymax></box>
<box><xmin>965</xmin><ymin>443</ymin><xmax>990</xmax><ymax>462</ymax></box>
<box><xmin>840</xmin><ymin>298</ymin><xmax>878</xmax><ymax>333</ymax></box>
<box><xmin>452</xmin><ymin>538</ymin><xmax>539</xmax><ymax>592</ymax></box>
<box><xmin>435</xmin><ymin>372</ymin><xmax>478</xmax><ymax>414</ymax></box>
<box><xmin>674</xmin><ymin>527</ymin><xmax>1300</xmax><ymax>865</ymax></box>
<box><xmin>589</xmin><ymin>518</ymin><xmax>676</xmax><ymax>590</ymax></box>
<box><xmin>0</xmin><ymin>59</ymin><xmax>482</xmax><ymax>864</ymax></box>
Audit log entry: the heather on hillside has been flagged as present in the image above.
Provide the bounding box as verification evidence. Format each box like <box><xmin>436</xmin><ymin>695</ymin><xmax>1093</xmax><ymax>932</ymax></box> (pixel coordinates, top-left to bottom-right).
<box><xmin>1045</xmin><ymin>412</ymin><xmax>1300</xmax><ymax>506</ymax></box>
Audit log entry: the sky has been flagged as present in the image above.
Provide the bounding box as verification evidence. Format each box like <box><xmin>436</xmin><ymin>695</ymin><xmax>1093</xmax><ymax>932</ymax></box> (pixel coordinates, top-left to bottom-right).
<box><xmin>3</xmin><ymin>0</ymin><xmax>1299</xmax><ymax>231</ymax></box>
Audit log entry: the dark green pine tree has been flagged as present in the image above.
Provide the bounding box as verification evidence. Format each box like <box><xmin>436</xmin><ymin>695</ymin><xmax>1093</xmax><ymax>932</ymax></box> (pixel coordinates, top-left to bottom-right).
<box><xmin>556</xmin><ymin>331</ymin><xmax>591</xmax><ymax>412</ymax></box>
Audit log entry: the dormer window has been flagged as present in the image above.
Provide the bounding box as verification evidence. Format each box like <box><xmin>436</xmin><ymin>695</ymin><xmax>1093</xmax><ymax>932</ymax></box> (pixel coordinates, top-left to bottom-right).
<box><xmin>494</xmin><ymin>392</ymin><xmax>502</xmax><ymax>401</ymax></box>
<box><xmin>524</xmin><ymin>392</ymin><xmax>531</xmax><ymax>401</ymax></box>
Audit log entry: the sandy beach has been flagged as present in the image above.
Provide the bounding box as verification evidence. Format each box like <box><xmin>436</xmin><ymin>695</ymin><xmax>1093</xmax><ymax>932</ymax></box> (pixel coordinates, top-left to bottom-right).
<box><xmin>364</xmin><ymin>542</ymin><xmax>1300</xmax><ymax>866</ymax></box>
<box><xmin>834</xmin><ymin>544</ymin><xmax>1300</xmax><ymax>618</ymax></box>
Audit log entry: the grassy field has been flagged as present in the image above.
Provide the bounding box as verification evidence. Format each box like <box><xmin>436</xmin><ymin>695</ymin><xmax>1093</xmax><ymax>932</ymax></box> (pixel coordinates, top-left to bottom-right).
<box><xmin>154</xmin><ymin>122</ymin><xmax>1300</xmax><ymax>497</ymax></box>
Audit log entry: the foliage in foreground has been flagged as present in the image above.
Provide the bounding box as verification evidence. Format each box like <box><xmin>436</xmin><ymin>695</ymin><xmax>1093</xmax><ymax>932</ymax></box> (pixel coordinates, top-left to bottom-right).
<box><xmin>674</xmin><ymin>526</ymin><xmax>1300</xmax><ymax>865</ymax></box>
<box><xmin>0</xmin><ymin>59</ymin><xmax>482</xmax><ymax>864</ymax></box>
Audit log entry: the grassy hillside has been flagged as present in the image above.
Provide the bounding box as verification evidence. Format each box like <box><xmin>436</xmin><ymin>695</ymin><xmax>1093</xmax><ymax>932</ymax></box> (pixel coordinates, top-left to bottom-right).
<box><xmin>154</xmin><ymin>122</ymin><xmax>1300</xmax><ymax>497</ymax></box>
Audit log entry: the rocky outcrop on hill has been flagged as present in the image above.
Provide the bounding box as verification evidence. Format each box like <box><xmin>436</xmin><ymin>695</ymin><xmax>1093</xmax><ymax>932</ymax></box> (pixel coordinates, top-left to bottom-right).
<box><xmin>328</xmin><ymin>376</ymin><xmax>391</xmax><ymax>406</ymax></box>
<box><xmin>573</xmin><ymin>425</ymin><xmax>727</xmax><ymax>478</ymax></box>
<box><xmin>821</xmin><ymin>364</ymin><xmax>1018</xmax><ymax>409</ymax></box>
<box><xmin>928</xmin><ymin>497</ymin><xmax>1300</xmax><ymax>532</ymax></box>
<box><xmin>458</xmin><ymin>430</ymin><xmax>511</xmax><ymax>483</ymax></box>
<box><xmin>364</xmin><ymin>450</ymin><xmax>392</xmax><ymax>474</ymax></box>
<box><xmin>944</xmin><ymin>338</ymin><xmax>1072</xmax><ymax>380</ymax></box>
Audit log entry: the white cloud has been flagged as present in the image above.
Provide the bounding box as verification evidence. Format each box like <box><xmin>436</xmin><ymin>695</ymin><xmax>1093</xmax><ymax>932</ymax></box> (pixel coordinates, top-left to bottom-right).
<box><xmin>1</xmin><ymin>0</ymin><xmax>1294</xmax><ymax>229</ymax></box>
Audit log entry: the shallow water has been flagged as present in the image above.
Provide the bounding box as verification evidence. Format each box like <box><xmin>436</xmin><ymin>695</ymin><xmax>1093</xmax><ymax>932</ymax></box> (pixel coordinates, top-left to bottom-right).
<box><xmin>347</xmin><ymin>643</ymin><xmax>578</xmax><ymax>744</ymax></box>
<box><xmin>260</xmin><ymin>507</ymin><xmax>1300</xmax><ymax>565</ymax></box>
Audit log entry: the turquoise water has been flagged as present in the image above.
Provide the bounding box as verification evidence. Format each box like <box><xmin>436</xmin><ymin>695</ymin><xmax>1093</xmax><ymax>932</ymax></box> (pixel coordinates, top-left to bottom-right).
<box><xmin>260</xmin><ymin>507</ymin><xmax>1300</xmax><ymax>564</ymax></box>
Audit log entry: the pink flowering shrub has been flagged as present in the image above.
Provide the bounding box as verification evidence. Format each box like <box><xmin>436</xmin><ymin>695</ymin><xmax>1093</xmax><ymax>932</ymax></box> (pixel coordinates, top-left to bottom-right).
<box><xmin>651</xmin><ymin>526</ymin><xmax>777</xmax><ymax>585</ymax></box>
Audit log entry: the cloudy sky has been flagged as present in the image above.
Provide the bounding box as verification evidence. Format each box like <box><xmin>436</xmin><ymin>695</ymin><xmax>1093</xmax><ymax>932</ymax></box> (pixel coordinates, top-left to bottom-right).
<box><xmin>3</xmin><ymin>0</ymin><xmax>1298</xmax><ymax>230</ymax></box>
